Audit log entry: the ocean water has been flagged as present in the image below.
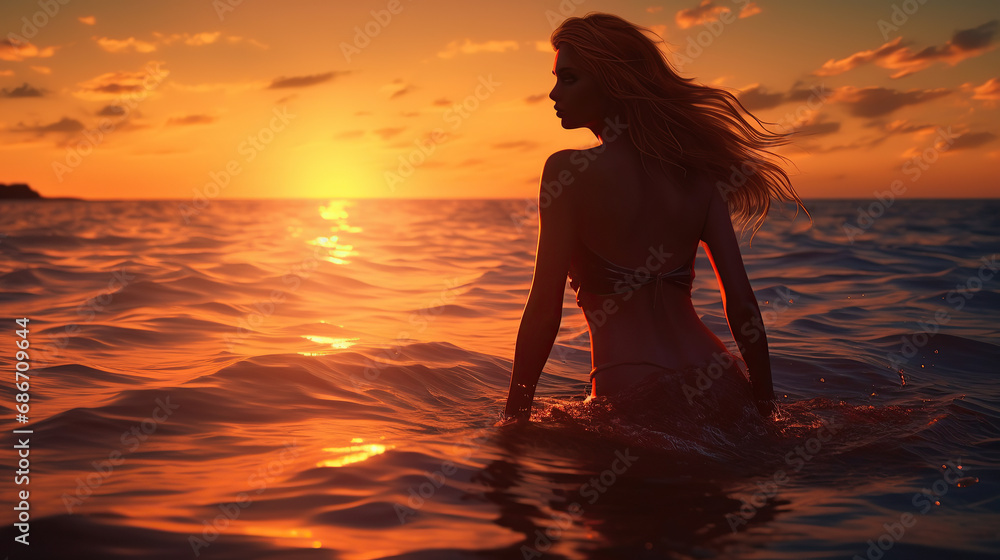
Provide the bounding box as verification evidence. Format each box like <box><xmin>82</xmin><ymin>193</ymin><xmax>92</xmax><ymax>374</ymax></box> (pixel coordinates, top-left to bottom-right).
<box><xmin>0</xmin><ymin>198</ymin><xmax>998</xmax><ymax>560</ymax></box>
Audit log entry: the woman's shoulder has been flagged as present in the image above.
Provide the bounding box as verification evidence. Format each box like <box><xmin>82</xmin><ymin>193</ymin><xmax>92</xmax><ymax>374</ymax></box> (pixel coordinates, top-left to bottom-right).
<box><xmin>539</xmin><ymin>149</ymin><xmax>589</xmax><ymax>191</ymax></box>
<box><xmin>542</xmin><ymin>149</ymin><xmax>578</xmax><ymax>169</ymax></box>
<box><xmin>537</xmin><ymin>150</ymin><xmax>582</xmax><ymax>212</ymax></box>
<box><xmin>541</xmin><ymin>147</ymin><xmax>616</xmax><ymax>182</ymax></box>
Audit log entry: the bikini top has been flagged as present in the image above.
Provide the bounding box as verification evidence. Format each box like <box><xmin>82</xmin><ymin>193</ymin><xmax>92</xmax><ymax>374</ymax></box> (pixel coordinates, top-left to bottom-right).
<box><xmin>567</xmin><ymin>237</ymin><xmax>695</xmax><ymax>309</ymax></box>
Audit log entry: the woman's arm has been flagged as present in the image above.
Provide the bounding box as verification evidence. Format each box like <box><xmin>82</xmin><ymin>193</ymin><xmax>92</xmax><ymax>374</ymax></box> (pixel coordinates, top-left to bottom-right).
<box><xmin>503</xmin><ymin>152</ymin><xmax>576</xmax><ymax>420</ymax></box>
<box><xmin>699</xmin><ymin>187</ymin><xmax>775</xmax><ymax>411</ymax></box>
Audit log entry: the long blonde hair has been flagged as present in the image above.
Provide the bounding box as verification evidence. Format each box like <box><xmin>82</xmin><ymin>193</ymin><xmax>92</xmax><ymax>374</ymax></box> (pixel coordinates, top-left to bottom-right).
<box><xmin>551</xmin><ymin>13</ymin><xmax>807</xmax><ymax>234</ymax></box>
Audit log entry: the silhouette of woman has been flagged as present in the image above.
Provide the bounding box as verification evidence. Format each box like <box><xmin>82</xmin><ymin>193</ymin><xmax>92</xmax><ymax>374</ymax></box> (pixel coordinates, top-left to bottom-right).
<box><xmin>503</xmin><ymin>13</ymin><xmax>806</xmax><ymax>423</ymax></box>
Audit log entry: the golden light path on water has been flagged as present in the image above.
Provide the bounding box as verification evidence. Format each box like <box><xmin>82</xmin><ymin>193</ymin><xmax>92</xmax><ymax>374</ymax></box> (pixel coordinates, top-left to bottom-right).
<box><xmin>277</xmin><ymin>203</ymin><xmax>397</xmax><ymax>552</ymax></box>
<box><xmin>239</xmin><ymin>436</ymin><xmax>396</xmax><ymax>551</ymax></box>
<box><xmin>298</xmin><ymin>200</ymin><xmax>363</xmax><ymax>356</ymax></box>
<box><xmin>311</xmin><ymin>200</ymin><xmax>360</xmax><ymax>265</ymax></box>
<box><xmin>319</xmin><ymin>437</ymin><xmax>395</xmax><ymax>468</ymax></box>
<box><xmin>300</xmin><ymin>335</ymin><xmax>360</xmax><ymax>350</ymax></box>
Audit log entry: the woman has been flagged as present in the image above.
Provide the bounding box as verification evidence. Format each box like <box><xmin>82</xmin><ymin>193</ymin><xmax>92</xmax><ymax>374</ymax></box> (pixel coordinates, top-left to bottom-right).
<box><xmin>502</xmin><ymin>13</ymin><xmax>806</xmax><ymax>423</ymax></box>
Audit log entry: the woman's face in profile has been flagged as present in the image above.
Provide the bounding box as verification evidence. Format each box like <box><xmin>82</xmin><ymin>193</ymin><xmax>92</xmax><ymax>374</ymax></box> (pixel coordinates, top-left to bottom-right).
<box><xmin>549</xmin><ymin>43</ymin><xmax>607</xmax><ymax>131</ymax></box>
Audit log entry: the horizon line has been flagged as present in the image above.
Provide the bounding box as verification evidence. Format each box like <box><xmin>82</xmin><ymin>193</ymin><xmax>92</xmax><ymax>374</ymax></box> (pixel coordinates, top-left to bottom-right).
<box><xmin>3</xmin><ymin>196</ymin><xmax>1000</xmax><ymax>202</ymax></box>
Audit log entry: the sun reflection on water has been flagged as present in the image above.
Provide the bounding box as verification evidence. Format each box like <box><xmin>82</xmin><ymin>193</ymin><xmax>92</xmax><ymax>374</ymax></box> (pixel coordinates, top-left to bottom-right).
<box><xmin>301</xmin><ymin>335</ymin><xmax>359</xmax><ymax>349</ymax></box>
<box><xmin>310</xmin><ymin>200</ymin><xmax>359</xmax><ymax>265</ymax></box>
<box><xmin>319</xmin><ymin>437</ymin><xmax>393</xmax><ymax>468</ymax></box>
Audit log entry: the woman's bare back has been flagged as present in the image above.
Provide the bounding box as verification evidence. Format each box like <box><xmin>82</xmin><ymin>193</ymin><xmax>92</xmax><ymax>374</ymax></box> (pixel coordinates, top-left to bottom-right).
<box><xmin>569</xmin><ymin>145</ymin><xmax>734</xmax><ymax>393</ymax></box>
<box><xmin>503</xmin><ymin>14</ymin><xmax>783</xmax><ymax>420</ymax></box>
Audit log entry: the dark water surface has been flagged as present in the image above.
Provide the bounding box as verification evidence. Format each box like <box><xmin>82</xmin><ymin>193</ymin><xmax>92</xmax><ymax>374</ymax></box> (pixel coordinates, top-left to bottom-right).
<box><xmin>0</xmin><ymin>199</ymin><xmax>997</xmax><ymax>559</ymax></box>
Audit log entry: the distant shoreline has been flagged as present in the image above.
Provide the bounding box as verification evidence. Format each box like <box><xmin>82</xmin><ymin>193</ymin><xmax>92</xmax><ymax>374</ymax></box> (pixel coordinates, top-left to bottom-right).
<box><xmin>0</xmin><ymin>183</ymin><xmax>83</xmax><ymax>201</ymax></box>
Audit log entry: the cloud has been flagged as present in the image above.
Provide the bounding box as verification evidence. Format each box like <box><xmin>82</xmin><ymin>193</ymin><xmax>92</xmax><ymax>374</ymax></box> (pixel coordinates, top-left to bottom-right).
<box><xmin>675</xmin><ymin>0</ymin><xmax>760</xmax><ymax>29</ymax></box>
<box><xmin>835</xmin><ymin>86</ymin><xmax>951</xmax><ymax>118</ymax></box>
<box><xmin>864</xmin><ymin>119</ymin><xmax>935</xmax><ymax>136</ymax></box>
<box><xmin>647</xmin><ymin>6</ymin><xmax>664</xmax><ymax>13</ymax></box>
<box><xmin>738</xmin><ymin>3</ymin><xmax>761</xmax><ymax>18</ymax></box>
<box><xmin>168</xmin><ymin>80</ymin><xmax>263</xmax><ymax>94</ymax></box>
<box><xmin>803</xmin><ymin>118</ymin><xmax>938</xmax><ymax>154</ymax></box>
<box><xmin>735</xmin><ymin>82</ymin><xmax>832</xmax><ymax>113</ymax></box>
<box><xmin>157</xmin><ymin>31</ymin><xmax>221</xmax><ymax>46</ymax></box>
<box><xmin>437</xmin><ymin>39</ymin><xmax>519</xmax><ymax>58</ymax></box>
<box><xmin>0</xmin><ymin>70</ymin><xmax>13</xmax><ymax>77</ymax></box>
<box><xmin>97</xmin><ymin>105</ymin><xmax>126</xmax><ymax>116</ymax></box>
<box><xmin>31</xmin><ymin>65</ymin><xmax>51</xmax><ymax>74</ymax></box>
<box><xmin>73</xmin><ymin>63</ymin><xmax>170</xmax><ymax>100</ymax></box>
<box><xmin>774</xmin><ymin>106</ymin><xmax>840</xmax><ymax>140</ymax></box>
<box><xmin>0</xmin><ymin>39</ymin><xmax>56</xmax><ymax>61</ymax></box>
<box><xmin>786</xmin><ymin>83</ymin><xmax>828</xmax><ymax>103</ymax></box>
<box><xmin>12</xmin><ymin>117</ymin><xmax>85</xmax><ymax>135</ymax></box>
<box><xmin>789</xmin><ymin>120</ymin><xmax>840</xmax><ymax>137</ymax></box>
<box><xmin>901</xmin><ymin>128</ymin><xmax>997</xmax><ymax>157</ymax></box>
<box><xmin>1</xmin><ymin>83</ymin><xmax>43</xmax><ymax>98</ymax></box>
<box><xmin>493</xmin><ymin>140</ymin><xmax>539</xmax><ymax>151</ymax></box>
<box><xmin>78</xmin><ymin>15</ymin><xmax>96</xmax><ymax>25</ymax></box>
<box><xmin>267</xmin><ymin>71</ymin><xmax>346</xmax><ymax>89</ymax></box>
<box><xmin>525</xmin><ymin>94</ymin><xmax>548</xmax><ymax>104</ymax></box>
<box><xmin>737</xmin><ymin>84</ymin><xmax>785</xmax><ymax>110</ymax></box>
<box><xmin>225</xmin><ymin>36</ymin><xmax>268</xmax><ymax>49</ymax></box>
<box><xmin>380</xmin><ymin>79</ymin><xmax>412</xmax><ymax>99</ymax></box>
<box><xmin>952</xmin><ymin>20</ymin><xmax>998</xmax><ymax>50</ymax></box>
<box><xmin>389</xmin><ymin>85</ymin><xmax>414</xmax><ymax>99</ymax></box>
<box><xmin>813</xmin><ymin>37</ymin><xmax>907</xmax><ymax>76</ymax></box>
<box><xmin>432</xmin><ymin>98</ymin><xmax>452</xmax><ymax>107</ymax></box>
<box><xmin>373</xmin><ymin>127</ymin><xmax>406</xmax><ymax>140</ymax></box>
<box><xmin>94</xmin><ymin>31</ymin><xmax>265</xmax><ymax>53</ymax></box>
<box><xmin>814</xmin><ymin>20</ymin><xmax>998</xmax><ymax>79</ymax></box>
<box><xmin>948</xmin><ymin>131</ymin><xmax>996</xmax><ymax>151</ymax></box>
<box><xmin>962</xmin><ymin>77</ymin><xmax>1000</xmax><ymax>103</ymax></box>
<box><xmin>78</xmin><ymin>75</ymin><xmax>146</xmax><ymax>95</ymax></box>
<box><xmin>808</xmin><ymin>119</ymin><xmax>935</xmax><ymax>153</ymax></box>
<box><xmin>95</xmin><ymin>36</ymin><xmax>158</xmax><ymax>53</ymax></box>
<box><xmin>167</xmin><ymin>114</ymin><xmax>216</xmax><ymax>126</ymax></box>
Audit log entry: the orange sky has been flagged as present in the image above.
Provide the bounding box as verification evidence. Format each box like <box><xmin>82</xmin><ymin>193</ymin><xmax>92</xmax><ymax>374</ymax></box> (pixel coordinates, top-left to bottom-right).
<box><xmin>1</xmin><ymin>0</ymin><xmax>997</xmax><ymax>200</ymax></box>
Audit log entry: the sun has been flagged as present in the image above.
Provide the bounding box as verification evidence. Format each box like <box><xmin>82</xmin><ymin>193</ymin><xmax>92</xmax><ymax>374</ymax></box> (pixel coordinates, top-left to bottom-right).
<box><xmin>285</xmin><ymin>142</ymin><xmax>382</xmax><ymax>198</ymax></box>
